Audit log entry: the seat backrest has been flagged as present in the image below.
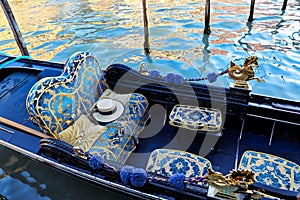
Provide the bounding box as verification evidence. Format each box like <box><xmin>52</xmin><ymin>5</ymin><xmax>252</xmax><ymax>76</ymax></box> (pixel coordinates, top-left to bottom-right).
<box><xmin>146</xmin><ymin>149</ymin><xmax>212</xmax><ymax>178</ymax></box>
<box><xmin>239</xmin><ymin>150</ymin><xmax>300</xmax><ymax>192</ymax></box>
<box><xmin>26</xmin><ymin>52</ymin><xmax>108</xmax><ymax>138</ymax></box>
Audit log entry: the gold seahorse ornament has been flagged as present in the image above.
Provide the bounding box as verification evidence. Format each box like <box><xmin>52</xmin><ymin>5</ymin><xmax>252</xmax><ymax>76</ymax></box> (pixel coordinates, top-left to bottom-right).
<box><xmin>228</xmin><ymin>56</ymin><xmax>264</xmax><ymax>88</ymax></box>
<box><xmin>206</xmin><ymin>168</ymin><xmax>262</xmax><ymax>199</ymax></box>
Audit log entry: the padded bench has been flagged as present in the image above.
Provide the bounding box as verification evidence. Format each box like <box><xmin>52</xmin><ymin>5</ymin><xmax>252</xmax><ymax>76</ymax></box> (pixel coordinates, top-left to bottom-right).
<box><xmin>169</xmin><ymin>104</ymin><xmax>222</xmax><ymax>134</ymax></box>
<box><xmin>146</xmin><ymin>149</ymin><xmax>212</xmax><ymax>178</ymax></box>
<box><xmin>26</xmin><ymin>52</ymin><xmax>149</xmax><ymax>164</ymax></box>
<box><xmin>239</xmin><ymin>150</ymin><xmax>300</xmax><ymax>192</ymax></box>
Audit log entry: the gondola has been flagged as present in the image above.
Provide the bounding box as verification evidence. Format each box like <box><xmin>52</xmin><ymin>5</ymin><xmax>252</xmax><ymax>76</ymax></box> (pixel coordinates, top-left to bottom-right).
<box><xmin>0</xmin><ymin>51</ymin><xmax>299</xmax><ymax>200</ymax></box>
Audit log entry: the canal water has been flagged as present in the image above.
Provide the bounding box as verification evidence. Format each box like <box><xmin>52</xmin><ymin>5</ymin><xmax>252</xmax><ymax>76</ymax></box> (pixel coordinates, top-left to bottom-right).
<box><xmin>0</xmin><ymin>0</ymin><xmax>299</xmax><ymax>199</ymax></box>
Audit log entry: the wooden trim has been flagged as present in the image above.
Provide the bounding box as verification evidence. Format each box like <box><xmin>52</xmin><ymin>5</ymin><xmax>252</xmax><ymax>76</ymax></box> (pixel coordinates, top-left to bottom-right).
<box><xmin>0</xmin><ymin>117</ymin><xmax>53</xmax><ymax>138</ymax></box>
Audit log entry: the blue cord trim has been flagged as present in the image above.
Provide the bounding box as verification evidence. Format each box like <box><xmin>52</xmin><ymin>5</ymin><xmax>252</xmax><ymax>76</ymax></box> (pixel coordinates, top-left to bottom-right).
<box><xmin>0</xmin><ymin>55</ymin><xmax>32</xmax><ymax>70</ymax></box>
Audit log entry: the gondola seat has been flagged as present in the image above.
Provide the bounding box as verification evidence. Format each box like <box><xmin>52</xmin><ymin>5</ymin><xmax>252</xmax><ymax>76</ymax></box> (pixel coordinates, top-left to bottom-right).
<box><xmin>26</xmin><ymin>51</ymin><xmax>148</xmax><ymax>164</ymax></box>
<box><xmin>169</xmin><ymin>104</ymin><xmax>222</xmax><ymax>133</ymax></box>
<box><xmin>239</xmin><ymin>150</ymin><xmax>300</xmax><ymax>192</ymax></box>
<box><xmin>146</xmin><ymin>149</ymin><xmax>212</xmax><ymax>179</ymax></box>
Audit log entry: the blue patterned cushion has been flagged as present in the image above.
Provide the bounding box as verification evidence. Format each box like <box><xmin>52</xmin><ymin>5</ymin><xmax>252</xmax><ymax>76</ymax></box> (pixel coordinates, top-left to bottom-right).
<box><xmin>26</xmin><ymin>52</ymin><xmax>149</xmax><ymax>164</ymax></box>
<box><xmin>169</xmin><ymin>105</ymin><xmax>222</xmax><ymax>132</ymax></box>
<box><xmin>26</xmin><ymin>52</ymin><xmax>107</xmax><ymax>138</ymax></box>
<box><xmin>88</xmin><ymin>93</ymin><xmax>148</xmax><ymax>164</ymax></box>
<box><xmin>146</xmin><ymin>149</ymin><xmax>212</xmax><ymax>178</ymax></box>
<box><xmin>239</xmin><ymin>150</ymin><xmax>300</xmax><ymax>192</ymax></box>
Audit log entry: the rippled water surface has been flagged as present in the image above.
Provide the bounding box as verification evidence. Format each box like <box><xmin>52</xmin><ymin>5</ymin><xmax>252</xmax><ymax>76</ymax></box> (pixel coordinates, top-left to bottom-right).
<box><xmin>1</xmin><ymin>0</ymin><xmax>299</xmax><ymax>100</ymax></box>
<box><xmin>0</xmin><ymin>0</ymin><xmax>299</xmax><ymax>199</ymax></box>
<box><xmin>0</xmin><ymin>146</ymin><xmax>129</xmax><ymax>200</ymax></box>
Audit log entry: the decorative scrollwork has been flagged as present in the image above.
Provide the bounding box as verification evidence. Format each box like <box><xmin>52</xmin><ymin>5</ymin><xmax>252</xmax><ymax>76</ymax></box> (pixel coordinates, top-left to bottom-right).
<box><xmin>228</xmin><ymin>56</ymin><xmax>264</xmax><ymax>88</ymax></box>
<box><xmin>206</xmin><ymin>168</ymin><xmax>255</xmax><ymax>192</ymax></box>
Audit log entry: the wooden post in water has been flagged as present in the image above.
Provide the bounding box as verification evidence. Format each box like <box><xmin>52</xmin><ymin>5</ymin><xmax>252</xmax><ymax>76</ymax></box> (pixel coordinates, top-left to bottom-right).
<box><xmin>204</xmin><ymin>0</ymin><xmax>211</xmax><ymax>34</ymax></box>
<box><xmin>142</xmin><ymin>0</ymin><xmax>151</xmax><ymax>53</ymax></box>
<box><xmin>0</xmin><ymin>0</ymin><xmax>29</xmax><ymax>56</ymax></box>
<box><xmin>281</xmin><ymin>0</ymin><xmax>288</xmax><ymax>10</ymax></box>
<box><xmin>248</xmin><ymin>0</ymin><xmax>255</xmax><ymax>22</ymax></box>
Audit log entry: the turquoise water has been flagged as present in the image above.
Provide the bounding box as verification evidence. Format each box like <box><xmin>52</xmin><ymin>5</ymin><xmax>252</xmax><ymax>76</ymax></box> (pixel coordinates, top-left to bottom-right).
<box><xmin>0</xmin><ymin>146</ymin><xmax>129</xmax><ymax>200</ymax></box>
<box><xmin>0</xmin><ymin>0</ymin><xmax>299</xmax><ymax>199</ymax></box>
<box><xmin>0</xmin><ymin>0</ymin><xmax>299</xmax><ymax>100</ymax></box>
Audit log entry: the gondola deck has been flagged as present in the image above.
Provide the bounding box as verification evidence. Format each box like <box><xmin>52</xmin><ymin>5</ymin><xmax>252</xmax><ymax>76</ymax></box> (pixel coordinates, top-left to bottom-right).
<box><xmin>0</xmin><ymin>53</ymin><xmax>299</xmax><ymax>199</ymax></box>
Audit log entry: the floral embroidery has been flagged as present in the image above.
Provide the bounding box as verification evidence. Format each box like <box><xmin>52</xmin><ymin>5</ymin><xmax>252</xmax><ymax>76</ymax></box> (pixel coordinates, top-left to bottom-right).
<box><xmin>169</xmin><ymin>158</ymin><xmax>190</xmax><ymax>175</ymax></box>
<box><xmin>239</xmin><ymin>151</ymin><xmax>300</xmax><ymax>192</ymax></box>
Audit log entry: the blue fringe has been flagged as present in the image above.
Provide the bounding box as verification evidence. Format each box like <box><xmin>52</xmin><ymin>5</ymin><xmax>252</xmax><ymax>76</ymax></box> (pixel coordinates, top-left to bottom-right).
<box><xmin>173</xmin><ymin>74</ymin><xmax>184</xmax><ymax>85</ymax></box>
<box><xmin>130</xmin><ymin>168</ymin><xmax>147</xmax><ymax>187</ymax></box>
<box><xmin>89</xmin><ymin>155</ymin><xmax>104</xmax><ymax>170</ymax></box>
<box><xmin>163</xmin><ymin>73</ymin><xmax>185</xmax><ymax>85</ymax></box>
<box><xmin>120</xmin><ymin>166</ymin><xmax>135</xmax><ymax>185</ymax></box>
<box><xmin>149</xmin><ymin>70</ymin><xmax>160</xmax><ymax>79</ymax></box>
<box><xmin>169</xmin><ymin>173</ymin><xmax>186</xmax><ymax>190</ymax></box>
<box><xmin>207</xmin><ymin>72</ymin><xmax>217</xmax><ymax>83</ymax></box>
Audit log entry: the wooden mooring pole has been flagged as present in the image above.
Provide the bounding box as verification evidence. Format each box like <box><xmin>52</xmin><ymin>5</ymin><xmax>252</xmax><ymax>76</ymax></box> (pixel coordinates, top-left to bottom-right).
<box><xmin>204</xmin><ymin>0</ymin><xmax>211</xmax><ymax>34</ymax></box>
<box><xmin>248</xmin><ymin>0</ymin><xmax>255</xmax><ymax>22</ymax></box>
<box><xmin>142</xmin><ymin>0</ymin><xmax>151</xmax><ymax>53</ymax></box>
<box><xmin>281</xmin><ymin>0</ymin><xmax>288</xmax><ymax>10</ymax></box>
<box><xmin>0</xmin><ymin>0</ymin><xmax>29</xmax><ymax>56</ymax></box>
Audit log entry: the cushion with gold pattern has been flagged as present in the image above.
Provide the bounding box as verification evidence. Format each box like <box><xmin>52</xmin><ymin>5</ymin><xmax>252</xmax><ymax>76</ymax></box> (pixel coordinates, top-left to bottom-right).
<box><xmin>26</xmin><ymin>52</ymin><xmax>149</xmax><ymax>164</ymax></box>
<box><xmin>169</xmin><ymin>104</ymin><xmax>222</xmax><ymax>132</ymax></box>
<box><xmin>26</xmin><ymin>52</ymin><xmax>107</xmax><ymax>138</ymax></box>
<box><xmin>239</xmin><ymin>150</ymin><xmax>300</xmax><ymax>192</ymax></box>
<box><xmin>146</xmin><ymin>149</ymin><xmax>212</xmax><ymax>178</ymax></box>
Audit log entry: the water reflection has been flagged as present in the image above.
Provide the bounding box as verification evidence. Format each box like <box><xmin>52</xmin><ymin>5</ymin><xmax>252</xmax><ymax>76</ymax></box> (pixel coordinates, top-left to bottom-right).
<box><xmin>0</xmin><ymin>0</ymin><xmax>299</xmax><ymax>98</ymax></box>
<box><xmin>0</xmin><ymin>0</ymin><xmax>300</xmax><ymax>199</ymax></box>
<box><xmin>0</xmin><ymin>146</ymin><xmax>129</xmax><ymax>200</ymax></box>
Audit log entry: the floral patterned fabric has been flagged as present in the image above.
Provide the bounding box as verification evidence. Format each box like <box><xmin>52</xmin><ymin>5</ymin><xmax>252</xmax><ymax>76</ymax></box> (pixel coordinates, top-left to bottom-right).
<box><xmin>169</xmin><ymin>105</ymin><xmax>222</xmax><ymax>132</ymax></box>
<box><xmin>26</xmin><ymin>52</ymin><xmax>149</xmax><ymax>164</ymax></box>
<box><xmin>88</xmin><ymin>91</ymin><xmax>148</xmax><ymax>163</ymax></box>
<box><xmin>26</xmin><ymin>52</ymin><xmax>107</xmax><ymax>138</ymax></box>
<box><xmin>146</xmin><ymin>149</ymin><xmax>212</xmax><ymax>178</ymax></box>
<box><xmin>239</xmin><ymin>150</ymin><xmax>300</xmax><ymax>192</ymax></box>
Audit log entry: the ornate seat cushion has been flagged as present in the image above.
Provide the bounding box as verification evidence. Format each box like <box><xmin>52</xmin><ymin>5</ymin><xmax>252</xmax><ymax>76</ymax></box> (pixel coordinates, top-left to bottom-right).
<box><xmin>239</xmin><ymin>150</ymin><xmax>300</xmax><ymax>192</ymax></box>
<box><xmin>169</xmin><ymin>105</ymin><xmax>222</xmax><ymax>132</ymax></box>
<box><xmin>26</xmin><ymin>52</ymin><xmax>107</xmax><ymax>138</ymax></box>
<box><xmin>146</xmin><ymin>149</ymin><xmax>212</xmax><ymax>178</ymax></box>
<box><xmin>26</xmin><ymin>52</ymin><xmax>149</xmax><ymax>164</ymax></box>
<box><xmin>59</xmin><ymin>89</ymin><xmax>148</xmax><ymax>164</ymax></box>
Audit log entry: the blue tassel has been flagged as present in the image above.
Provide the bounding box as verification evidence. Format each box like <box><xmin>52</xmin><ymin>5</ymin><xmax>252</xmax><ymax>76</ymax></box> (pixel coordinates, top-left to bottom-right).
<box><xmin>89</xmin><ymin>155</ymin><xmax>104</xmax><ymax>170</ymax></box>
<box><xmin>169</xmin><ymin>173</ymin><xmax>186</xmax><ymax>190</ymax></box>
<box><xmin>173</xmin><ymin>74</ymin><xmax>184</xmax><ymax>85</ymax></box>
<box><xmin>130</xmin><ymin>168</ymin><xmax>147</xmax><ymax>187</ymax></box>
<box><xmin>149</xmin><ymin>70</ymin><xmax>160</xmax><ymax>79</ymax></box>
<box><xmin>120</xmin><ymin>166</ymin><xmax>134</xmax><ymax>185</ymax></box>
<box><xmin>207</xmin><ymin>72</ymin><xmax>217</xmax><ymax>83</ymax></box>
<box><xmin>164</xmin><ymin>73</ymin><xmax>175</xmax><ymax>83</ymax></box>
<box><xmin>163</xmin><ymin>73</ymin><xmax>185</xmax><ymax>85</ymax></box>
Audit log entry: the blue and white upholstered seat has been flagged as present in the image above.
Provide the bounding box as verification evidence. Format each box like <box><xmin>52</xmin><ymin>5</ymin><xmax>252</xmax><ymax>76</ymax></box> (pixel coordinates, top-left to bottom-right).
<box><xmin>146</xmin><ymin>149</ymin><xmax>212</xmax><ymax>178</ymax></box>
<box><xmin>239</xmin><ymin>150</ymin><xmax>300</xmax><ymax>192</ymax></box>
<box><xmin>26</xmin><ymin>52</ymin><xmax>148</xmax><ymax>164</ymax></box>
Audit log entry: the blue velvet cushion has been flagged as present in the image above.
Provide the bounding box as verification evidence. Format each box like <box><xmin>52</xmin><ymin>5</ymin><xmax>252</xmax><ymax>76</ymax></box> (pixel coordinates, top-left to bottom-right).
<box><xmin>26</xmin><ymin>52</ymin><xmax>107</xmax><ymax>138</ymax></box>
<box><xmin>169</xmin><ymin>104</ymin><xmax>222</xmax><ymax>132</ymax></box>
<box><xmin>146</xmin><ymin>149</ymin><xmax>212</xmax><ymax>178</ymax></box>
<box><xmin>88</xmin><ymin>93</ymin><xmax>148</xmax><ymax>163</ymax></box>
<box><xmin>239</xmin><ymin>150</ymin><xmax>300</xmax><ymax>192</ymax></box>
<box><xmin>26</xmin><ymin>52</ymin><xmax>149</xmax><ymax>164</ymax></box>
